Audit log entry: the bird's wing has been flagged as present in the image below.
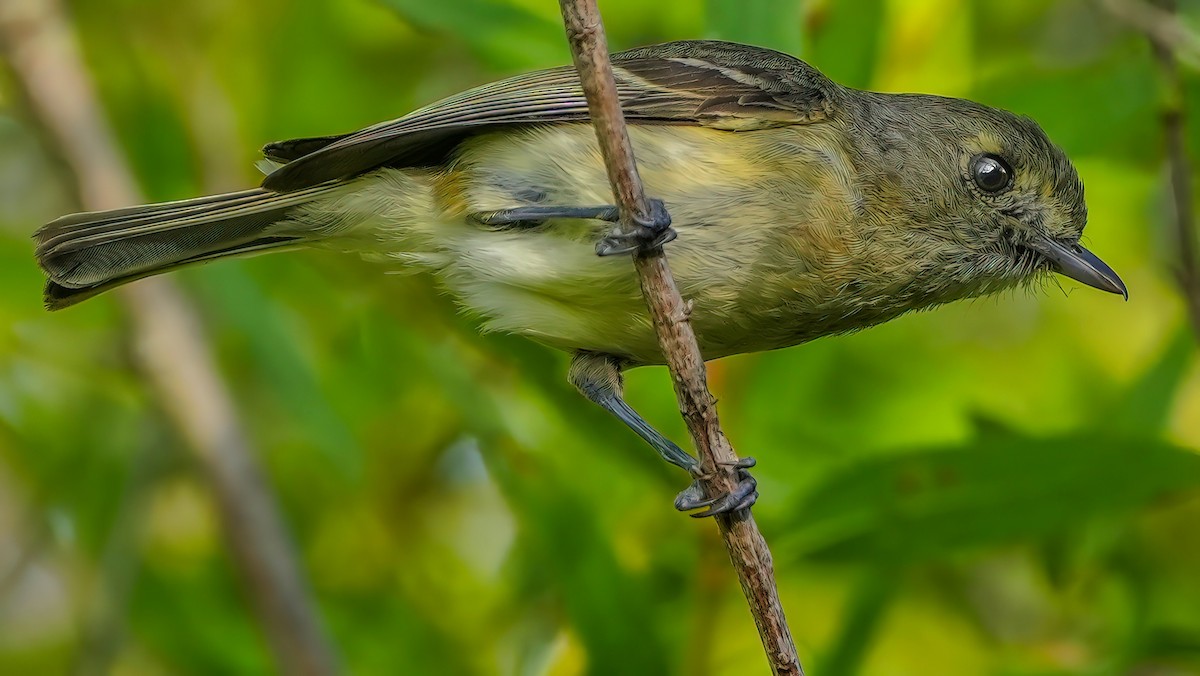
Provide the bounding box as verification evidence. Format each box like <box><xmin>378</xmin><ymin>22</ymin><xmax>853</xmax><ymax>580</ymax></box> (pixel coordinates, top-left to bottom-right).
<box><xmin>261</xmin><ymin>40</ymin><xmax>838</xmax><ymax>192</ymax></box>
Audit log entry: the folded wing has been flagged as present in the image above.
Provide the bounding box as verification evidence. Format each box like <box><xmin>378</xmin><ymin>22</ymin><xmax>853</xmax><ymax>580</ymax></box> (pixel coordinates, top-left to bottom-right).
<box><xmin>261</xmin><ymin>40</ymin><xmax>838</xmax><ymax>192</ymax></box>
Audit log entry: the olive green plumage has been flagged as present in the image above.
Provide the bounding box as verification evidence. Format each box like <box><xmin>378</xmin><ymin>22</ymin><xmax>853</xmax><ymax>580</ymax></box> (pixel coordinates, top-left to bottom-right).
<box><xmin>33</xmin><ymin>40</ymin><xmax>1123</xmax><ymax>365</ymax></box>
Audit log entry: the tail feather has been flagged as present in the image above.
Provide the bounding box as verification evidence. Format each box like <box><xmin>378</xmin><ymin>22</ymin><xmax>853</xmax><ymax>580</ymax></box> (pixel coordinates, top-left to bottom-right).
<box><xmin>39</xmin><ymin>190</ymin><xmax>277</xmax><ymax>251</ymax></box>
<box><xmin>34</xmin><ymin>186</ymin><xmax>332</xmax><ymax>310</ymax></box>
<box><xmin>42</xmin><ymin>235</ymin><xmax>304</xmax><ymax>310</ymax></box>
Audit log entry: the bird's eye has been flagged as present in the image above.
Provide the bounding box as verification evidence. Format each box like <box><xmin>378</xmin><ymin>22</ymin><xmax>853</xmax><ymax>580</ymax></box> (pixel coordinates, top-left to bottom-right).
<box><xmin>971</xmin><ymin>154</ymin><xmax>1013</xmax><ymax>193</ymax></box>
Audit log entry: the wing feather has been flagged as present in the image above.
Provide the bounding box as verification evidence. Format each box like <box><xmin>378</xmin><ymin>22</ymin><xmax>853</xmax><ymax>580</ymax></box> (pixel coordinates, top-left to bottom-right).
<box><xmin>262</xmin><ymin>40</ymin><xmax>838</xmax><ymax>191</ymax></box>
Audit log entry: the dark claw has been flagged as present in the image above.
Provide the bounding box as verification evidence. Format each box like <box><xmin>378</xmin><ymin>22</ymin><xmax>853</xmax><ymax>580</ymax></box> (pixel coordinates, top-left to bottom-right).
<box><xmin>674</xmin><ymin>458</ymin><xmax>758</xmax><ymax>518</ymax></box>
<box><xmin>674</xmin><ymin>481</ymin><xmax>709</xmax><ymax>512</ymax></box>
<box><xmin>727</xmin><ymin>456</ymin><xmax>756</xmax><ymax>470</ymax></box>
<box><xmin>690</xmin><ymin>486</ymin><xmax>757</xmax><ymax>518</ymax></box>
<box><xmin>596</xmin><ymin>198</ymin><xmax>677</xmax><ymax>256</ymax></box>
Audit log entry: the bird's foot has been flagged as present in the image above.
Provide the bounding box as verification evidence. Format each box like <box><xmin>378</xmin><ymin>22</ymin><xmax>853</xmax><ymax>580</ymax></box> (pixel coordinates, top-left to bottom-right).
<box><xmin>674</xmin><ymin>457</ymin><xmax>758</xmax><ymax>518</ymax></box>
<box><xmin>595</xmin><ymin>198</ymin><xmax>676</xmax><ymax>256</ymax></box>
<box><xmin>469</xmin><ymin>199</ymin><xmax>676</xmax><ymax>256</ymax></box>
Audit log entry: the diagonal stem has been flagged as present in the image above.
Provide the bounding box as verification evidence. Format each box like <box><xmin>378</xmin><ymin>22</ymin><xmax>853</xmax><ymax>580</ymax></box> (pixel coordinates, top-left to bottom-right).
<box><xmin>1100</xmin><ymin>0</ymin><xmax>1200</xmax><ymax>337</ymax></box>
<box><xmin>1097</xmin><ymin>0</ymin><xmax>1200</xmax><ymax>68</ymax></box>
<box><xmin>555</xmin><ymin>2</ymin><xmax>803</xmax><ymax>673</ymax></box>
<box><xmin>0</xmin><ymin>2</ymin><xmax>340</xmax><ymax>673</ymax></box>
<box><xmin>1147</xmin><ymin>0</ymin><xmax>1200</xmax><ymax>338</ymax></box>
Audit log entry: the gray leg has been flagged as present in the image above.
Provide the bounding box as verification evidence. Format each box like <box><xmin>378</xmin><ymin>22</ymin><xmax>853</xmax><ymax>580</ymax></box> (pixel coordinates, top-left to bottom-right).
<box><xmin>568</xmin><ymin>352</ymin><xmax>758</xmax><ymax>517</ymax></box>
<box><xmin>470</xmin><ymin>205</ymin><xmax>620</xmax><ymax>227</ymax></box>
<box><xmin>469</xmin><ymin>198</ymin><xmax>676</xmax><ymax>256</ymax></box>
<box><xmin>569</xmin><ymin>351</ymin><xmax>698</xmax><ymax>472</ymax></box>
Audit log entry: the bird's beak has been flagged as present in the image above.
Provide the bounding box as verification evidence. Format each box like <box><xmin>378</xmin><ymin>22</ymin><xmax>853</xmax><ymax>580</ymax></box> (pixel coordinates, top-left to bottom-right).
<box><xmin>1027</xmin><ymin>236</ymin><xmax>1128</xmax><ymax>300</ymax></box>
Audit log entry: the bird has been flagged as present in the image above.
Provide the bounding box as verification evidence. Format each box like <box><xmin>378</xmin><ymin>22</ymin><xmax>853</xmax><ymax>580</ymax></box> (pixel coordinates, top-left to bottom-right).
<box><xmin>32</xmin><ymin>39</ymin><xmax>1127</xmax><ymax>517</ymax></box>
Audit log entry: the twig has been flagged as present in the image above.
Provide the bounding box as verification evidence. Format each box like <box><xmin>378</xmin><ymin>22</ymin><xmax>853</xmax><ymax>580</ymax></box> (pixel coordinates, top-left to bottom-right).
<box><xmin>1097</xmin><ymin>0</ymin><xmax>1200</xmax><ymax>69</ymax></box>
<box><xmin>1140</xmin><ymin>0</ymin><xmax>1200</xmax><ymax>337</ymax></box>
<box><xmin>0</xmin><ymin>2</ymin><xmax>340</xmax><ymax>674</ymax></box>
<box><xmin>555</xmin><ymin>3</ymin><xmax>803</xmax><ymax>674</ymax></box>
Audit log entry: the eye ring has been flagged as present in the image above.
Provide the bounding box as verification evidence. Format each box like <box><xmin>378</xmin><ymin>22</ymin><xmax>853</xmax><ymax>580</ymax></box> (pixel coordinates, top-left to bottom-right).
<box><xmin>970</xmin><ymin>153</ymin><xmax>1013</xmax><ymax>193</ymax></box>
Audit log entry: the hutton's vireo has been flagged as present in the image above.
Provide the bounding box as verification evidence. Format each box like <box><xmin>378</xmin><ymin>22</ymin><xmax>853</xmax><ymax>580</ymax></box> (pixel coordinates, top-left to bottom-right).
<box><xmin>34</xmin><ymin>40</ymin><xmax>1126</xmax><ymax>516</ymax></box>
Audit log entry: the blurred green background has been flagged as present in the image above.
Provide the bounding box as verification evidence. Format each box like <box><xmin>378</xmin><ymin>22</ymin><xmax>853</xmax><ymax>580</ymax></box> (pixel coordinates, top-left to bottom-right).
<box><xmin>2</xmin><ymin>0</ymin><xmax>1199</xmax><ymax>674</ymax></box>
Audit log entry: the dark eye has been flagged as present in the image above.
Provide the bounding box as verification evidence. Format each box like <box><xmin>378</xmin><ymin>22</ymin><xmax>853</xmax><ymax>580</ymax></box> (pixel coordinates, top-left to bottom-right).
<box><xmin>971</xmin><ymin>153</ymin><xmax>1013</xmax><ymax>193</ymax></box>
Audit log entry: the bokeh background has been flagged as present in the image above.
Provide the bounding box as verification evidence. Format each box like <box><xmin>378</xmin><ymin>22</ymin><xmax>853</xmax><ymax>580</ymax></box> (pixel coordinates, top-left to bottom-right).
<box><xmin>1</xmin><ymin>0</ymin><xmax>1199</xmax><ymax>674</ymax></box>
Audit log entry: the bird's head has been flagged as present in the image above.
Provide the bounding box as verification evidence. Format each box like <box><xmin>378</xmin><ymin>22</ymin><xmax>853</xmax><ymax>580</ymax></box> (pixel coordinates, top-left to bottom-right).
<box><xmin>856</xmin><ymin>92</ymin><xmax>1126</xmax><ymax>301</ymax></box>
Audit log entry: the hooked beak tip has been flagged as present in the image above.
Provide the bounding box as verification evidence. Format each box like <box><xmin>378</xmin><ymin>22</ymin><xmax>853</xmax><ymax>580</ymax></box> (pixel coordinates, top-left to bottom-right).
<box><xmin>1028</xmin><ymin>237</ymin><xmax>1127</xmax><ymax>301</ymax></box>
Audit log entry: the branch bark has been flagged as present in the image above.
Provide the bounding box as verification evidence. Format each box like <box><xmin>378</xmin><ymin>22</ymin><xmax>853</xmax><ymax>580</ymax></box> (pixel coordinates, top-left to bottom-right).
<box><xmin>0</xmin><ymin>2</ymin><xmax>340</xmax><ymax>674</ymax></box>
<box><xmin>1097</xmin><ymin>0</ymin><xmax>1200</xmax><ymax>69</ymax></box>
<box><xmin>555</xmin><ymin>3</ymin><xmax>803</xmax><ymax>674</ymax></box>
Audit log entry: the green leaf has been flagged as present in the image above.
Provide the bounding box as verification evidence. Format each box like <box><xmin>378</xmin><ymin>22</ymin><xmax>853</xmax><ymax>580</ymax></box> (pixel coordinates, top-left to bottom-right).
<box><xmin>705</xmin><ymin>0</ymin><xmax>804</xmax><ymax>54</ymax></box>
<box><xmin>1106</xmin><ymin>327</ymin><xmax>1196</xmax><ymax>435</ymax></box>
<box><xmin>187</xmin><ymin>264</ymin><xmax>364</xmax><ymax>480</ymax></box>
<box><xmin>379</xmin><ymin>0</ymin><xmax>566</xmax><ymax>69</ymax></box>
<box><xmin>487</xmin><ymin>441</ymin><xmax>671</xmax><ymax>675</ymax></box>
<box><xmin>132</xmin><ymin>564</ymin><xmax>271</xmax><ymax>674</ymax></box>
<box><xmin>806</xmin><ymin>0</ymin><xmax>886</xmax><ymax>87</ymax></box>
<box><xmin>978</xmin><ymin>45</ymin><xmax>1158</xmax><ymax>162</ymax></box>
<box><xmin>820</xmin><ymin>563</ymin><xmax>899</xmax><ymax>676</ymax></box>
<box><xmin>786</xmin><ymin>433</ymin><xmax>1200</xmax><ymax>563</ymax></box>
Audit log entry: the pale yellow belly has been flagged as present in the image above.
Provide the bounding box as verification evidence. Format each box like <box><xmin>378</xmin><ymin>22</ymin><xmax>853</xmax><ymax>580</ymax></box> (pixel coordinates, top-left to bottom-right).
<box><xmin>351</xmin><ymin>123</ymin><xmax>900</xmax><ymax>364</ymax></box>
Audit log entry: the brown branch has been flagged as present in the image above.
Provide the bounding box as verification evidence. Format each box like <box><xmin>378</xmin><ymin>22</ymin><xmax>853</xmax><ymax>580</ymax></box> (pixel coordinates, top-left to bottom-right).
<box><xmin>1138</xmin><ymin>0</ymin><xmax>1200</xmax><ymax>337</ymax></box>
<box><xmin>555</xmin><ymin>3</ymin><xmax>803</xmax><ymax>674</ymax></box>
<box><xmin>1097</xmin><ymin>0</ymin><xmax>1200</xmax><ymax>69</ymax></box>
<box><xmin>0</xmin><ymin>2</ymin><xmax>340</xmax><ymax>674</ymax></box>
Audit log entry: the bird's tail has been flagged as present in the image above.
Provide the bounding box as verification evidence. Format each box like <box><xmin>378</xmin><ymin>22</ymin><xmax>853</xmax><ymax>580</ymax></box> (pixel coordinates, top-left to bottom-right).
<box><xmin>34</xmin><ymin>185</ymin><xmax>338</xmax><ymax>310</ymax></box>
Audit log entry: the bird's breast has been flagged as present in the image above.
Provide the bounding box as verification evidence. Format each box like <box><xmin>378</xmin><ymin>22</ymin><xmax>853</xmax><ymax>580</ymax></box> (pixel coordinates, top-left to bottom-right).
<box><xmin>393</xmin><ymin>122</ymin><xmax>938</xmax><ymax>363</ymax></box>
